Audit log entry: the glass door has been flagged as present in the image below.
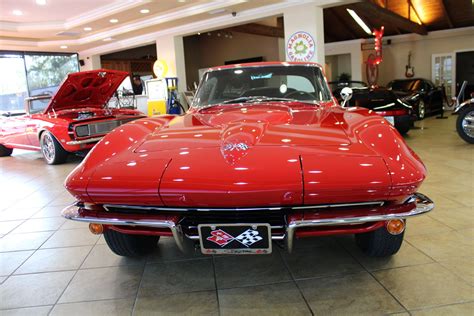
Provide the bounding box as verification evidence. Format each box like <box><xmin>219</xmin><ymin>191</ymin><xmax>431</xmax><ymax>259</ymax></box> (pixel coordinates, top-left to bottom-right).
<box><xmin>432</xmin><ymin>53</ymin><xmax>454</xmax><ymax>101</ymax></box>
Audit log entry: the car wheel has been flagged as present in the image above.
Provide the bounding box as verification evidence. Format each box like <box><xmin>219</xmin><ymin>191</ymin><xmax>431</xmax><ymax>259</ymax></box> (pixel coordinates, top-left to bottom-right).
<box><xmin>104</xmin><ymin>229</ymin><xmax>160</xmax><ymax>257</ymax></box>
<box><xmin>0</xmin><ymin>144</ymin><xmax>13</xmax><ymax>157</ymax></box>
<box><xmin>395</xmin><ymin>122</ymin><xmax>410</xmax><ymax>135</ymax></box>
<box><xmin>40</xmin><ymin>132</ymin><xmax>68</xmax><ymax>165</ymax></box>
<box><xmin>417</xmin><ymin>100</ymin><xmax>426</xmax><ymax>120</ymax></box>
<box><xmin>355</xmin><ymin>224</ymin><xmax>404</xmax><ymax>257</ymax></box>
<box><xmin>456</xmin><ymin>106</ymin><xmax>474</xmax><ymax>144</ymax></box>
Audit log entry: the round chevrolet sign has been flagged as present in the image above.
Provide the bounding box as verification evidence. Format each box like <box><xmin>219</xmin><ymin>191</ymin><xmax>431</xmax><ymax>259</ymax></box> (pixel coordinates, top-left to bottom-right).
<box><xmin>287</xmin><ymin>31</ymin><xmax>315</xmax><ymax>62</ymax></box>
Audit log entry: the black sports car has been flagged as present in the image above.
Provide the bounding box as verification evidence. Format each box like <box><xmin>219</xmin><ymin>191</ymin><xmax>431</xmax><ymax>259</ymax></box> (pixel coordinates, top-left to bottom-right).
<box><xmin>329</xmin><ymin>81</ymin><xmax>415</xmax><ymax>135</ymax></box>
<box><xmin>387</xmin><ymin>78</ymin><xmax>445</xmax><ymax>119</ymax></box>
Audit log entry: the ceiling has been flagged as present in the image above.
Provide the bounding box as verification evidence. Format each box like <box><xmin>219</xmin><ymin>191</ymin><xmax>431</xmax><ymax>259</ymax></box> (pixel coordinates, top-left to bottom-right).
<box><xmin>323</xmin><ymin>0</ymin><xmax>474</xmax><ymax>42</ymax></box>
<box><xmin>0</xmin><ymin>0</ymin><xmax>293</xmax><ymax>53</ymax></box>
<box><xmin>1</xmin><ymin>0</ymin><xmax>472</xmax><ymax>55</ymax></box>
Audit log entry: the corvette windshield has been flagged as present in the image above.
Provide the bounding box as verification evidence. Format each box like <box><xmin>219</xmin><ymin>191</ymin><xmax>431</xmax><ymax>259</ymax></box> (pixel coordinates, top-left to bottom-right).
<box><xmin>193</xmin><ymin>65</ymin><xmax>332</xmax><ymax>108</ymax></box>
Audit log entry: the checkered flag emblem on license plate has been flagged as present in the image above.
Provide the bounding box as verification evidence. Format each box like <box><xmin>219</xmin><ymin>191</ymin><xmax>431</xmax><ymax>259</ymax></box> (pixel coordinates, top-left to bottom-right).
<box><xmin>235</xmin><ymin>229</ymin><xmax>263</xmax><ymax>247</ymax></box>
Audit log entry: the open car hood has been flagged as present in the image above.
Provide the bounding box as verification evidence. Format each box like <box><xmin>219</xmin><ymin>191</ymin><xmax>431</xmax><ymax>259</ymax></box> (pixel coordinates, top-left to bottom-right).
<box><xmin>44</xmin><ymin>69</ymin><xmax>128</xmax><ymax>113</ymax></box>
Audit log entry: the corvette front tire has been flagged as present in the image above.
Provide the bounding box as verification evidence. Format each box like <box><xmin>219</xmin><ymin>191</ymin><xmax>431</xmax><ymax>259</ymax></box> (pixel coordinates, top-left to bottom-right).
<box><xmin>0</xmin><ymin>144</ymin><xmax>13</xmax><ymax>157</ymax></box>
<box><xmin>355</xmin><ymin>225</ymin><xmax>404</xmax><ymax>257</ymax></box>
<box><xmin>40</xmin><ymin>132</ymin><xmax>68</xmax><ymax>165</ymax></box>
<box><xmin>104</xmin><ymin>229</ymin><xmax>160</xmax><ymax>257</ymax></box>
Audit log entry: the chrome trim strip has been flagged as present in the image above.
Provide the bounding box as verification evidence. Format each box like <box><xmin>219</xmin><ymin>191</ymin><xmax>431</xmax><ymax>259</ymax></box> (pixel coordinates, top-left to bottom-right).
<box><xmin>292</xmin><ymin>201</ymin><xmax>384</xmax><ymax>210</ymax></box>
<box><xmin>285</xmin><ymin>193</ymin><xmax>434</xmax><ymax>253</ymax></box>
<box><xmin>61</xmin><ymin>205</ymin><xmax>185</xmax><ymax>251</ymax></box>
<box><xmin>66</xmin><ymin>136</ymin><xmax>103</xmax><ymax>145</ymax></box>
<box><xmin>103</xmin><ymin>201</ymin><xmax>384</xmax><ymax>213</ymax></box>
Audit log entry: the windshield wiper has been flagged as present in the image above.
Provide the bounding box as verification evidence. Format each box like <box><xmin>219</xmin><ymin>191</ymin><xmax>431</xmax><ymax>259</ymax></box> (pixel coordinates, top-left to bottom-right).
<box><xmin>198</xmin><ymin>96</ymin><xmax>317</xmax><ymax>111</ymax></box>
<box><xmin>222</xmin><ymin>96</ymin><xmax>317</xmax><ymax>104</ymax></box>
<box><xmin>221</xmin><ymin>96</ymin><xmax>270</xmax><ymax>104</ymax></box>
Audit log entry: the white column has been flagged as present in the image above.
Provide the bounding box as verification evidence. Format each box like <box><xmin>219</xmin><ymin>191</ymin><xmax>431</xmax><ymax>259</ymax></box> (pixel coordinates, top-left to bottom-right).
<box><xmin>79</xmin><ymin>54</ymin><xmax>101</xmax><ymax>71</ymax></box>
<box><xmin>156</xmin><ymin>35</ymin><xmax>187</xmax><ymax>92</ymax></box>
<box><xmin>284</xmin><ymin>3</ymin><xmax>325</xmax><ymax>66</ymax></box>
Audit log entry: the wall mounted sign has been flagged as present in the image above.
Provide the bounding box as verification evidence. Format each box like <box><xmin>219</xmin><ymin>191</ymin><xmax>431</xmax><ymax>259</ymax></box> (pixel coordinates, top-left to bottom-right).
<box><xmin>365</xmin><ymin>26</ymin><xmax>384</xmax><ymax>86</ymax></box>
<box><xmin>287</xmin><ymin>31</ymin><xmax>315</xmax><ymax>62</ymax></box>
<box><xmin>153</xmin><ymin>60</ymin><xmax>168</xmax><ymax>79</ymax></box>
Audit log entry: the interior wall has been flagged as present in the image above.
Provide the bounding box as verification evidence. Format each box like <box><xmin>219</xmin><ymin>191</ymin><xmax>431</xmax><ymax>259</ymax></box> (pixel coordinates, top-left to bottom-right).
<box><xmin>374</xmin><ymin>30</ymin><xmax>474</xmax><ymax>86</ymax></box>
<box><xmin>325</xmin><ymin>39</ymin><xmax>363</xmax><ymax>81</ymax></box>
<box><xmin>184</xmin><ymin>32</ymin><xmax>281</xmax><ymax>87</ymax></box>
<box><xmin>325</xmin><ymin>53</ymin><xmax>351</xmax><ymax>81</ymax></box>
<box><xmin>100</xmin><ymin>44</ymin><xmax>157</xmax><ymax>60</ymax></box>
<box><xmin>325</xmin><ymin>55</ymin><xmax>337</xmax><ymax>81</ymax></box>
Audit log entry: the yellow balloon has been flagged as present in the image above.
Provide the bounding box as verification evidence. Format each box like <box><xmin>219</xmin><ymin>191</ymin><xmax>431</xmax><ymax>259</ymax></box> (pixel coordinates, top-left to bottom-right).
<box><xmin>153</xmin><ymin>60</ymin><xmax>168</xmax><ymax>79</ymax></box>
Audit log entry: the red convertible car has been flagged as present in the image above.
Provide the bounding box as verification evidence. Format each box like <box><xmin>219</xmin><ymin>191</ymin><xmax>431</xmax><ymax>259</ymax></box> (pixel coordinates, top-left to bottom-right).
<box><xmin>0</xmin><ymin>69</ymin><xmax>144</xmax><ymax>164</ymax></box>
<box><xmin>63</xmin><ymin>62</ymin><xmax>433</xmax><ymax>258</ymax></box>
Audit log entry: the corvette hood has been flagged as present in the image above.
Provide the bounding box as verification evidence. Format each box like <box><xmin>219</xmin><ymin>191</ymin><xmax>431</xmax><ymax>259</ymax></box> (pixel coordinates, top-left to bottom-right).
<box><xmin>44</xmin><ymin>69</ymin><xmax>128</xmax><ymax>113</ymax></box>
<box><xmin>135</xmin><ymin>103</ymin><xmax>351</xmax><ymax>154</ymax></box>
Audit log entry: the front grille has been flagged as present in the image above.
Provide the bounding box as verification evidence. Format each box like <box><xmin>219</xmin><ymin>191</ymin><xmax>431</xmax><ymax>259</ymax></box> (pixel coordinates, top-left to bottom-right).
<box><xmin>74</xmin><ymin>118</ymin><xmax>137</xmax><ymax>138</ymax></box>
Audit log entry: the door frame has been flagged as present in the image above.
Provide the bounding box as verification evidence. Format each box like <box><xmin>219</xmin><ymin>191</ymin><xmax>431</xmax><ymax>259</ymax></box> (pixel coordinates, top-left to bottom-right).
<box><xmin>431</xmin><ymin>53</ymin><xmax>454</xmax><ymax>102</ymax></box>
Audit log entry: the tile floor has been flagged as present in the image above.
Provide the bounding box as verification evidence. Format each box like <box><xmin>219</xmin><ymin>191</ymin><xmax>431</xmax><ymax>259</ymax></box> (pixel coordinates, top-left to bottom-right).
<box><xmin>0</xmin><ymin>114</ymin><xmax>472</xmax><ymax>315</ymax></box>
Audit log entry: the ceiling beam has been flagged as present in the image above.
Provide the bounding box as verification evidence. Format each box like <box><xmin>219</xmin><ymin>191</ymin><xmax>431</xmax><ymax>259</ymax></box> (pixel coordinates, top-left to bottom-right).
<box><xmin>353</xmin><ymin>1</ymin><xmax>427</xmax><ymax>35</ymax></box>
<box><xmin>440</xmin><ymin>0</ymin><xmax>454</xmax><ymax>28</ymax></box>
<box><xmin>226</xmin><ymin>23</ymin><xmax>284</xmax><ymax>38</ymax></box>
<box><xmin>331</xmin><ymin>8</ymin><xmax>358</xmax><ymax>39</ymax></box>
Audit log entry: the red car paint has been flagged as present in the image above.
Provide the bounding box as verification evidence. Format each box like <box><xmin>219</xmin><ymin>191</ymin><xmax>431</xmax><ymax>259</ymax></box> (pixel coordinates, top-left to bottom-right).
<box><xmin>64</xmin><ymin>62</ymin><xmax>427</xmax><ymax>243</ymax></box>
<box><xmin>0</xmin><ymin>69</ymin><xmax>144</xmax><ymax>159</ymax></box>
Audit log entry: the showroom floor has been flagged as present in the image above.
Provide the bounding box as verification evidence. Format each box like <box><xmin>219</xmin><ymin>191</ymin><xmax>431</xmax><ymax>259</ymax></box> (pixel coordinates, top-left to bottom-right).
<box><xmin>0</xmin><ymin>114</ymin><xmax>472</xmax><ymax>315</ymax></box>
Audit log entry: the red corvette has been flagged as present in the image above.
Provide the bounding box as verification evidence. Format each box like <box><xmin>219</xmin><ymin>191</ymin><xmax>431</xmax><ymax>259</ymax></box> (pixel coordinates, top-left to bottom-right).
<box><xmin>0</xmin><ymin>69</ymin><xmax>144</xmax><ymax>164</ymax></box>
<box><xmin>62</xmin><ymin>62</ymin><xmax>433</xmax><ymax>257</ymax></box>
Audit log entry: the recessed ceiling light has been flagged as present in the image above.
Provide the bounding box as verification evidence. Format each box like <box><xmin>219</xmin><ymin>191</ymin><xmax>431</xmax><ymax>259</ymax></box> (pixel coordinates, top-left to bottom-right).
<box><xmin>60</xmin><ymin>45</ymin><xmax>68</xmax><ymax>49</ymax></box>
<box><xmin>109</xmin><ymin>19</ymin><xmax>119</xmax><ymax>23</ymax></box>
<box><xmin>140</xmin><ymin>9</ymin><xmax>150</xmax><ymax>14</ymax></box>
<box><xmin>83</xmin><ymin>27</ymin><xmax>92</xmax><ymax>31</ymax></box>
<box><xmin>12</xmin><ymin>10</ymin><xmax>23</xmax><ymax>16</ymax></box>
<box><xmin>177</xmin><ymin>0</ymin><xmax>186</xmax><ymax>2</ymax></box>
<box><xmin>36</xmin><ymin>0</ymin><xmax>47</xmax><ymax>5</ymax></box>
<box><xmin>103</xmin><ymin>37</ymin><xmax>113</xmax><ymax>41</ymax></box>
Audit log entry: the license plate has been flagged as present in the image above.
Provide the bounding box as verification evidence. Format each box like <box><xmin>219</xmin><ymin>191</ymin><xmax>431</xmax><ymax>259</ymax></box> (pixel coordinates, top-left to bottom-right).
<box><xmin>384</xmin><ymin>116</ymin><xmax>395</xmax><ymax>125</ymax></box>
<box><xmin>198</xmin><ymin>223</ymin><xmax>272</xmax><ymax>255</ymax></box>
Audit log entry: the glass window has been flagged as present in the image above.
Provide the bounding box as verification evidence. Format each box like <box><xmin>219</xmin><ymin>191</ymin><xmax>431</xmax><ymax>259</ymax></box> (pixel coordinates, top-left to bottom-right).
<box><xmin>0</xmin><ymin>52</ymin><xmax>79</xmax><ymax>112</ymax></box>
<box><xmin>29</xmin><ymin>96</ymin><xmax>52</xmax><ymax>114</ymax></box>
<box><xmin>388</xmin><ymin>79</ymin><xmax>422</xmax><ymax>92</ymax></box>
<box><xmin>193</xmin><ymin>65</ymin><xmax>331</xmax><ymax>108</ymax></box>
<box><xmin>24</xmin><ymin>53</ymin><xmax>79</xmax><ymax>96</ymax></box>
<box><xmin>0</xmin><ymin>54</ymin><xmax>28</xmax><ymax>112</ymax></box>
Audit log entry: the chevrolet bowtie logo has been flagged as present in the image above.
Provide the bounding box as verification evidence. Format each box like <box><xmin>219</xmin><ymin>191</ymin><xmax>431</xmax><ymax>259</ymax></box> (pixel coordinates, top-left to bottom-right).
<box><xmin>223</xmin><ymin>142</ymin><xmax>249</xmax><ymax>152</ymax></box>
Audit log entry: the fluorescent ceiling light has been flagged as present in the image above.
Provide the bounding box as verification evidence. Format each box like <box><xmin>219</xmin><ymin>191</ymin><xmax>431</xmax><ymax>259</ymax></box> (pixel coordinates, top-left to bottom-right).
<box><xmin>83</xmin><ymin>27</ymin><xmax>92</xmax><ymax>31</ymax></box>
<box><xmin>12</xmin><ymin>10</ymin><xmax>23</xmax><ymax>16</ymax></box>
<box><xmin>109</xmin><ymin>19</ymin><xmax>119</xmax><ymax>23</ymax></box>
<box><xmin>60</xmin><ymin>45</ymin><xmax>68</xmax><ymax>49</ymax></box>
<box><xmin>36</xmin><ymin>0</ymin><xmax>47</xmax><ymax>5</ymax></box>
<box><xmin>140</xmin><ymin>9</ymin><xmax>150</xmax><ymax>14</ymax></box>
<box><xmin>346</xmin><ymin>8</ymin><xmax>372</xmax><ymax>35</ymax></box>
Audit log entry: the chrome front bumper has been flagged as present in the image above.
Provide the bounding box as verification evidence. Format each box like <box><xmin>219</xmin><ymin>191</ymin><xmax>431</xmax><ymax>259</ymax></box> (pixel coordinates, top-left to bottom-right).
<box><xmin>66</xmin><ymin>136</ymin><xmax>103</xmax><ymax>145</ymax></box>
<box><xmin>62</xmin><ymin>193</ymin><xmax>434</xmax><ymax>253</ymax></box>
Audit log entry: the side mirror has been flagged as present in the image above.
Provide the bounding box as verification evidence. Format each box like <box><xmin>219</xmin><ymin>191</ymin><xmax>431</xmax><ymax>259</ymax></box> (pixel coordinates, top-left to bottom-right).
<box><xmin>340</xmin><ymin>87</ymin><xmax>353</xmax><ymax>107</ymax></box>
